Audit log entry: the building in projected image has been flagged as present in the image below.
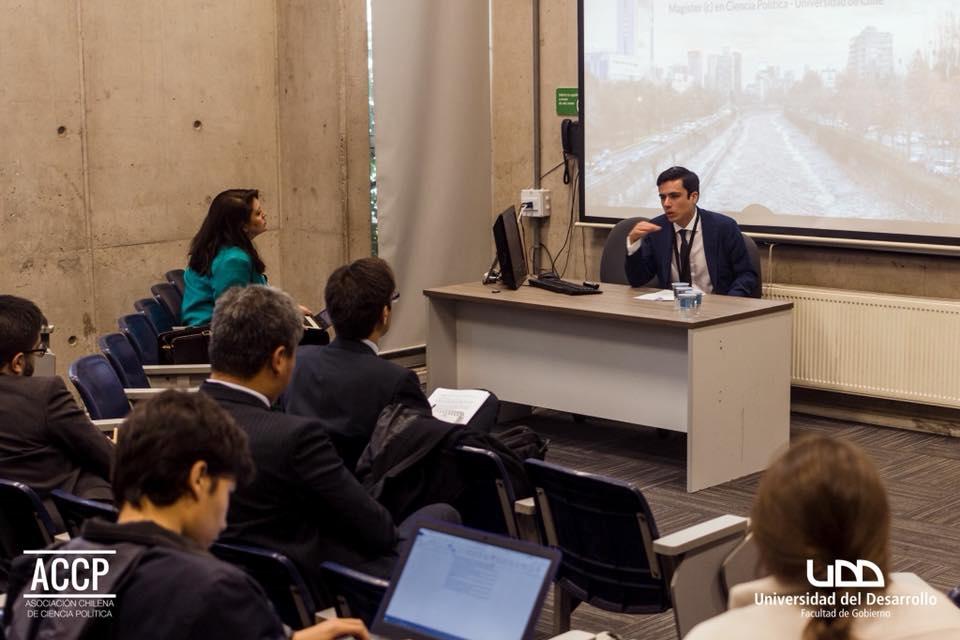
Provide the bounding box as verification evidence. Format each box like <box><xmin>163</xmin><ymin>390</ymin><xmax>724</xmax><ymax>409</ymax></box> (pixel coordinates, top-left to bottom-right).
<box><xmin>584</xmin><ymin>0</ymin><xmax>654</xmax><ymax>81</ymax></box>
<box><xmin>847</xmin><ymin>26</ymin><xmax>894</xmax><ymax>79</ymax></box>
<box><xmin>688</xmin><ymin>50</ymin><xmax>703</xmax><ymax>87</ymax></box>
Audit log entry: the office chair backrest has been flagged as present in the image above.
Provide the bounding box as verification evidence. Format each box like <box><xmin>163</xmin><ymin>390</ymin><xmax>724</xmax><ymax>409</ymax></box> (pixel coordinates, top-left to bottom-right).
<box><xmin>524</xmin><ymin>459</ymin><xmax>670</xmax><ymax>614</ymax></box>
<box><xmin>118</xmin><ymin>313</ymin><xmax>160</xmax><ymax>365</ymax></box>
<box><xmin>165</xmin><ymin>269</ymin><xmax>186</xmax><ymax>296</ymax></box>
<box><xmin>454</xmin><ymin>445</ymin><xmax>519</xmax><ymax>538</ymax></box>
<box><xmin>151</xmin><ymin>282</ymin><xmax>183</xmax><ymax>325</ymax></box>
<box><xmin>600</xmin><ymin>217</ymin><xmax>653</xmax><ymax>286</ymax></box>
<box><xmin>741</xmin><ymin>234</ymin><xmax>762</xmax><ymax>298</ymax></box>
<box><xmin>50</xmin><ymin>490</ymin><xmax>119</xmax><ymax>538</ymax></box>
<box><xmin>68</xmin><ymin>354</ymin><xmax>131</xmax><ymax>420</ymax></box>
<box><xmin>319</xmin><ymin>562</ymin><xmax>389</xmax><ymax>627</ymax></box>
<box><xmin>210</xmin><ymin>541</ymin><xmax>316</xmax><ymax>630</ymax></box>
<box><xmin>98</xmin><ymin>333</ymin><xmax>150</xmax><ymax>389</ymax></box>
<box><xmin>133</xmin><ymin>297</ymin><xmax>175</xmax><ymax>335</ymax></box>
<box><xmin>0</xmin><ymin>479</ymin><xmax>56</xmax><ymax>591</ymax></box>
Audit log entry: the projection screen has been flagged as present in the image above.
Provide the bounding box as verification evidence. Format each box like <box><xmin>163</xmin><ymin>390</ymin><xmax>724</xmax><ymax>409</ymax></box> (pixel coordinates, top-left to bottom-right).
<box><xmin>580</xmin><ymin>0</ymin><xmax>960</xmax><ymax>247</ymax></box>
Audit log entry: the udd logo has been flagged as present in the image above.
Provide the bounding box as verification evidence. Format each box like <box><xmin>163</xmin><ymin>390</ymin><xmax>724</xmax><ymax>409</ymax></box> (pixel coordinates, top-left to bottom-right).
<box><xmin>806</xmin><ymin>559</ymin><xmax>885</xmax><ymax>589</ymax></box>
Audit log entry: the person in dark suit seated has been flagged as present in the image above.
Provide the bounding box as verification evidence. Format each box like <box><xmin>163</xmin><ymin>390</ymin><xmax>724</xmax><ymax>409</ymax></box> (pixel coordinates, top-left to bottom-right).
<box><xmin>202</xmin><ymin>285</ymin><xmax>458</xmax><ymax>602</ymax></box>
<box><xmin>624</xmin><ymin>166</ymin><xmax>758</xmax><ymax>297</ymax></box>
<box><xmin>285</xmin><ymin>257</ymin><xmax>498</xmax><ymax>472</ymax></box>
<box><xmin>0</xmin><ymin>295</ymin><xmax>113</xmax><ymax>527</ymax></box>
<box><xmin>4</xmin><ymin>390</ymin><xmax>368</xmax><ymax>640</ymax></box>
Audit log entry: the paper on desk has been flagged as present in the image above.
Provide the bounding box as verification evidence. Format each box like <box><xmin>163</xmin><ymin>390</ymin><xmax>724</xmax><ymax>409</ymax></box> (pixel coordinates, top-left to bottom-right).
<box><xmin>428</xmin><ymin>388</ymin><xmax>491</xmax><ymax>425</ymax></box>
<box><xmin>635</xmin><ymin>290</ymin><xmax>674</xmax><ymax>301</ymax></box>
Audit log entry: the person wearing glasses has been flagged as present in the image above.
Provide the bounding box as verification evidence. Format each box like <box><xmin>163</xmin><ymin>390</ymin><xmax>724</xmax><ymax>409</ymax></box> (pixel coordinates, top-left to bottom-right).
<box><xmin>285</xmin><ymin>257</ymin><xmax>499</xmax><ymax>473</ymax></box>
<box><xmin>0</xmin><ymin>295</ymin><xmax>113</xmax><ymax>530</ymax></box>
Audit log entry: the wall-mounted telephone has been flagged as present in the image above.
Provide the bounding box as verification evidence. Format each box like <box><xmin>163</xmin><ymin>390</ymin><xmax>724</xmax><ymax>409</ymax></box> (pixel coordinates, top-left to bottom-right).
<box><xmin>560</xmin><ymin>119</ymin><xmax>581</xmax><ymax>184</ymax></box>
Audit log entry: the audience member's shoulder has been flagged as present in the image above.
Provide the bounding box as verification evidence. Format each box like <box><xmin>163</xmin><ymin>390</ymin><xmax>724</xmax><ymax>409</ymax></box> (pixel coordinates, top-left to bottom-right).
<box><xmin>295</xmin><ymin>343</ymin><xmax>327</xmax><ymax>362</ymax></box>
<box><xmin>213</xmin><ymin>245</ymin><xmax>252</xmax><ymax>266</ymax></box>
<box><xmin>0</xmin><ymin>373</ymin><xmax>63</xmax><ymax>396</ymax></box>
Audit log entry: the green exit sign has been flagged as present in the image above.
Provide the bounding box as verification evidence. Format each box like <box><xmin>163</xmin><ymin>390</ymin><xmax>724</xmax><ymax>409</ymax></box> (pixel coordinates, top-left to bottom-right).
<box><xmin>555</xmin><ymin>88</ymin><xmax>578</xmax><ymax>116</ymax></box>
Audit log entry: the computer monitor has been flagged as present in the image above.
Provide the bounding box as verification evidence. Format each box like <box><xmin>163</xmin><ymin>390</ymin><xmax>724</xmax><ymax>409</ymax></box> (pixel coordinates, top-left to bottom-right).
<box><xmin>492</xmin><ymin>206</ymin><xmax>528</xmax><ymax>290</ymax></box>
<box><xmin>372</xmin><ymin>520</ymin><xmax>559</xmax><ymax>640</ymax></box>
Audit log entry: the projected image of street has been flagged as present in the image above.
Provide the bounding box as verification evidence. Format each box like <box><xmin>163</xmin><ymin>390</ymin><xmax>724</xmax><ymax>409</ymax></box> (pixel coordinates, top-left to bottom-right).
<box><xmin>584</xmin><ymin>0</ymin><xmax>960</xmax><ymax>233</ymax></box>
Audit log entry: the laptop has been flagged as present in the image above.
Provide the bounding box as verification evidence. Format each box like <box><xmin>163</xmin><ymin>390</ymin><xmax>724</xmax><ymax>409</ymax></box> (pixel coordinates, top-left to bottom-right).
<box><xmin>371</xmin><ymin>520</ymin><xmax>560</xmax><ymax>640</ymax></box>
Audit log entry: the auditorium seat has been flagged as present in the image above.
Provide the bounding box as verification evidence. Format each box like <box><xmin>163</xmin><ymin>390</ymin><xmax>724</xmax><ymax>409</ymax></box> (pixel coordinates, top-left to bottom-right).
<box><xmin>525</xmin><ymin>458</ymin><xmax>671</xmax><ymax>633</ymax></box>
<box><xmin>165</xmin><ymin>269</ymin><xmax>186</xmax><ymax>296</ymax></box>
<box><xmin>151</xmin><ymin>282</ymin><xmax>183</xmax><ymax>325</ymax></box>
<box><xmin>98</xmin><ymin>333</ymin><xmax>151</xmax><ymax>389</ymax></box>
<box><xmin>599</xmin><ymin>216</ymin><xmax>647</xmax><ymax>285</ymax></box>
<box><xmin>134</xmin><ymin>297</ymin><xmax>176</xmax><ymax>334</ymax></box>
<box><xmin>319</xmin><ymin>562</ymin><xmax>389</xmax><ymax>627</ymax></box>
<box><xmin>0</xmin><ymin>479</ymin><xmax>56</xmax><ymax>592</ymax></box>
<box><xmin>50</xmin><ymin>489</ymin><xmax>118</xmax><ymax>538</ymax></box>
<box><xmin>454</xmin><ymin>445</ymin><xmax>521</xmax><ymax>538</ymax></box>
<box><xmin>210</xmin><ymin>541</ymin><xmax>317</xmax><ymax>630</ymax></box>
<box><xmin>68</xmin><ymin>354</ymin><xmax>131</xmax><ymax>420</ymax></box>
<box><xmin>525</xmin><ymin>459</ymin><xmax>756</xmax><ymax>636</ymax></box>
<box><xmin>118</xmin><ymin>313</ymin><xmax>160</xmax><ymax>365</ymax></box>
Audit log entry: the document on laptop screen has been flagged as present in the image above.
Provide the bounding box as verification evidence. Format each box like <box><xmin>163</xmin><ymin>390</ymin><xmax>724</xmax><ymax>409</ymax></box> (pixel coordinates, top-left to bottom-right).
<box><xmin>382</xmin><ymin>528</ymin><xmax>552</xmax><ymax>640</ymax></box>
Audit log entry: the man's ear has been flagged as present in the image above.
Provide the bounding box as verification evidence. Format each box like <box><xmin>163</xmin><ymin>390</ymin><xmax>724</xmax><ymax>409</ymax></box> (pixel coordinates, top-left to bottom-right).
<box><xmin>5</xmin><ymin>352</ymin><xmax>26</xmax><ymax>375</ymax></box>
<box><xmin>187</xmin><ymin>460</ymin><xmax>208</xmax><ymax>501</ymax></box>
<box><xmin>270</xmin><ymin>344</ymin><xmax>290</xmax><ymax>376</ymax></box>
<box><xmin>690</xmin><ymin>191</ymin><xmax>700</xmax><ymax>205</ymax></box>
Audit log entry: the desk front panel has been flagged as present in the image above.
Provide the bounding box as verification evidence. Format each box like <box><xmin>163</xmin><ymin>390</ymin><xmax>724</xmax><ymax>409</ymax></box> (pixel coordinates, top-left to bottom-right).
<box><xmin>427</xmin><ymin>298</ymin><xmax>690</xmax><ymax>431</ymax></box>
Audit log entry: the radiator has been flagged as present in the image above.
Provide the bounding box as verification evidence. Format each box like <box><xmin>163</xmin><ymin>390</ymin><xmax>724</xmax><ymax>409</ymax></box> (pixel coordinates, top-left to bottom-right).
<box><xmin>764</xmin><ymin>284</ymin><xmax>960</xmax><ymax>409</ymax></box>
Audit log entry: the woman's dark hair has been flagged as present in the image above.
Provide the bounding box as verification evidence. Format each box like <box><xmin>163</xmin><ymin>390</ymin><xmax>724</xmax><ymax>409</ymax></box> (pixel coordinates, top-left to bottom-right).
<box><xmin>113</xmin><ymin>390</ymin><xmax>254</xmax><ymax>508</ymax></box>
<box><xmin>187</xmin><ymin>189</ymin><xmax>265</xmax><ymax>276</ymax></box>
<box><xmin>752</xmin><ymin>435</ymin><xmax>890</xmax><ymax>640</ymax></box>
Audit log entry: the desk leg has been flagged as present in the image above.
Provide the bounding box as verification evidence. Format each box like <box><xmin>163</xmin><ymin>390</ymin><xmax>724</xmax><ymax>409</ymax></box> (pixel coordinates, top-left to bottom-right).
<box><xmin>686</xmin><ymin>310</ymin><xmax>792</xmax><ymax>491</ymax></box>
<box><xmin>426</xmin><ymin>297</ymin><xmax>459</xmax><ymax>394</ymax></box>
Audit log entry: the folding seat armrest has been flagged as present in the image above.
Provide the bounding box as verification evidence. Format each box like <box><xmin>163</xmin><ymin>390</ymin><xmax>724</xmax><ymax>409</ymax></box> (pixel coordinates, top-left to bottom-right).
<box><xmin>513</xmin><ymin>497</ymin><xmax>541</xmax><ymax>544</ymax></box>
<box><xmin>653</xmin><ymin>515</ymin><xmax>748</xmax><ymax>557</ymax></box>
<box><xmin>92</xmin><ymin>418</ymin><xmax>125</xmax><ymax>433</ymax></box>
<box><xmin>514</xmin><ymin>497</ymin><xmax>536</xmax><ymax>516</ymax></box>
<box><xmin>143</xmin><ymin>364</ymin><xmax>211</xmax><ymax>389</ymax></box>
<box><xmin>124</xmin><ymin>387</ymin><xmax>198</xmax><ymax>402</ymax></box>
<box><xmin>653</xmin><ymin>515</ymin><xmax>750</xmax><ymax>639</ymax></box>
<box><xmin>142</xmin><ymin>364</ymin><xmax>211</xmax><ymax>375</ymax></box>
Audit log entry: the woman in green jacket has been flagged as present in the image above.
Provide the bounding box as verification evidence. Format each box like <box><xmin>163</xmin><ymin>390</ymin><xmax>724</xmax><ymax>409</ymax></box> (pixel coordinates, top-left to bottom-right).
<box><xmin>181</xmin><ymin>189</ymin><xmax>269</xmax><ymax>326</ymax></box>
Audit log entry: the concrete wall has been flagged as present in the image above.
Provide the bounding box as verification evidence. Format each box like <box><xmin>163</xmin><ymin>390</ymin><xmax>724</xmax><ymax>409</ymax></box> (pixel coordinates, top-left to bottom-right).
<box><xmin>490</xmin><ymin>0</ymin><xmax>960</xmax><ymax>294</ymax></box>
<box><xmin>0</xmin><ymin>0</ymin><xmax>370</xmax><ymax>374</ymax></box>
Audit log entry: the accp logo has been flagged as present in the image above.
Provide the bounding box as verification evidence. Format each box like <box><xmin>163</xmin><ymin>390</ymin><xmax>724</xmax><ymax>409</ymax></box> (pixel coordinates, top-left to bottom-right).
<box><xmin>806</xmin><ymin>559</ymin><xmax>885</xmax><ymax>589</ymax></box>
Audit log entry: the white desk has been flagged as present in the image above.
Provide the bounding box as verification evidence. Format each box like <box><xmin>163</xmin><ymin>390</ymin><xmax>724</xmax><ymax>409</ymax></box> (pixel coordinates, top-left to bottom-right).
<box><xmin>424</xmin><ymin>282</ymin><xmax>793</xmax><ymax>491</ymax></box>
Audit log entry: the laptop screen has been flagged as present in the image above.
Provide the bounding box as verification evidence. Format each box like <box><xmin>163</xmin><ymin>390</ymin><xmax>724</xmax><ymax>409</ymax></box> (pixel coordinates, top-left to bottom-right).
<box><xmin>376</xmin><ymin>526</ymin><xmax>557</xmax><ymax>640</ymax></box>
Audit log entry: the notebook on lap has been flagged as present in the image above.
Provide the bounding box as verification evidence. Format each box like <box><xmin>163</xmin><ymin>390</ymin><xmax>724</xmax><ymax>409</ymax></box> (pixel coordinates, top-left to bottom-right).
<box><xmin>372</xmin><ymin>520</ymin><xmax>560</xmax><ymax>640</ymax></box>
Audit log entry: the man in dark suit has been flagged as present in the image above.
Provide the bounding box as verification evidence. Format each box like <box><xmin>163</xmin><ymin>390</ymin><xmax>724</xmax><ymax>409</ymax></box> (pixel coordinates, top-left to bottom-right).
<box><xmin>624</xmin><ymin>166</ymin><xmax>759</xmax><ymax>297</ymax></box>
<box><xmin>203</xmin><ymin>285</ymin><xmax>456</xmax><ymax>602</ymax></box>
<box><xmin>285</xmin><ymin>257</ymin><xmax>498</xmax><ymax>472</ymax></box>
<box><xmin>0</xmin><ymin>295</ymin><xmax>113</xmax><ymax>526</ymax></box>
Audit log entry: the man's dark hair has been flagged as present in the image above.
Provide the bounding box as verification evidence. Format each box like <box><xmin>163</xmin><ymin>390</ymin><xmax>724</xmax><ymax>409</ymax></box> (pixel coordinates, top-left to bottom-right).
<box><xmin>324</xmin><ymin>257</ymin><xmax>396</xmax><ymax>341</ymax></box>
<box><xmin>656</xmin><ymin>166</ymin><xmax>700</xmax><ymax>197</ymax></box>
<box><xmin>0</xmin><ymin>295</ymin><xmax>46</xmax><ymax>366</ymax></box>
<box><xmin>114</xmin><ymin>390</ymin><xmax>254</xmax><ymax>507</ymax></box>
<box><xmin>187</xmin><ymin>188</ymin><xmax>265</xmax><ymax>276</ymax></box>
<box><xmin>209</xmin><ymin>285</ymin><xmax>303</xmax><ymax>378</ymax></box>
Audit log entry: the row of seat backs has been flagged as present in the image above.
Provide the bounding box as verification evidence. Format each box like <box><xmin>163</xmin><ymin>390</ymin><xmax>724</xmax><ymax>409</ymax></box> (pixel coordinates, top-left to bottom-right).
<box><xmin>127</xmin><ymin>268</ymin><xmax>184</xmax><ymax>338</ymax></box>
<box><xmin>598</xmin><ymin>216</ymin><xmax>763</xmax><ymax>298</ymax></box>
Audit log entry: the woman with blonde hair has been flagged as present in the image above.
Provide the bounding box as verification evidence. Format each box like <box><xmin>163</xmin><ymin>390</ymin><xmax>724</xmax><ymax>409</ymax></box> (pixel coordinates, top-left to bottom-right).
<box><xmin>687</xmin><ymin>435</ymin><xmax>960</xmax><ymax>640</ymax></box>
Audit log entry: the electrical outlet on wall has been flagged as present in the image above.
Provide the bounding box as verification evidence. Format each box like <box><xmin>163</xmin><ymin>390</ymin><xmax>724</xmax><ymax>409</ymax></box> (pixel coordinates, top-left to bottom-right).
<box><xmin>520</xmin><ymin>189</ymin><xmax>552</xmax><ymax>218</ymax></box>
